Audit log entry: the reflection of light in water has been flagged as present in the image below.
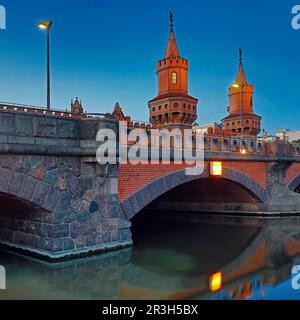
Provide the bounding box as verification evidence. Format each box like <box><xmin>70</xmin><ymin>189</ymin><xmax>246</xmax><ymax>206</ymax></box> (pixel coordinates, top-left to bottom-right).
<box><xmin>210</xmin><ymin>272</ymin><xmax>222</xmax><ymax>292</ymax></box>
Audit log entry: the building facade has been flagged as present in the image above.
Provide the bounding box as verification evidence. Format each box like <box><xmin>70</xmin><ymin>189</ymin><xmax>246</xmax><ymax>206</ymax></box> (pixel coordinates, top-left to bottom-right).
<box><xmin>276</xmin><ymin>128</ymin><xmax>300</xmax><ymax>142</ymax></box>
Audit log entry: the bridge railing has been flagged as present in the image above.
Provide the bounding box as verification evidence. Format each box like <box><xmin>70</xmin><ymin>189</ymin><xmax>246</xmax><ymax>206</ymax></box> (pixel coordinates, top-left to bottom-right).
<box><xmin>204</xmin><ymin>135</ymin><xmax>266</xmax><ymax>154</ymax></box>
<box><xmin>0</xmin><ymin>101</ymin><xmax>112</xmax><ymax>120</ymax></box>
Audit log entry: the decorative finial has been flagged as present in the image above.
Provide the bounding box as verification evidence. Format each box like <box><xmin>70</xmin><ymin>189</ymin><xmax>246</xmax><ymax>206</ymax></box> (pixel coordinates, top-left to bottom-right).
<box><xmin>169</xmin><ymin>11</ymin><xmax>174</xmax><ymax>31</ymax></box>
<box><xmin>239</xmin><ymin>48</ymin><xmax>243</xmax><ymax>64</ymax></box>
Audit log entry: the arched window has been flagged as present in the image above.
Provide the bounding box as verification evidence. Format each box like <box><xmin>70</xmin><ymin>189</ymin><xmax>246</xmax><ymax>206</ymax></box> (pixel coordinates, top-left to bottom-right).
<box><xmin>171</xmin><ymin>72</ymin><xmax>177</xmax><ymax>84</ymax></box>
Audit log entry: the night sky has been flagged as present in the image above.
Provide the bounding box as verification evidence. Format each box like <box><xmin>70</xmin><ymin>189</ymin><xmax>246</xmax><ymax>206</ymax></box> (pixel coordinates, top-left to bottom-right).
<box><xmin>0</xmin><ymin>0</ymin><xmax>300</xmax><ymax>134</ymax></box>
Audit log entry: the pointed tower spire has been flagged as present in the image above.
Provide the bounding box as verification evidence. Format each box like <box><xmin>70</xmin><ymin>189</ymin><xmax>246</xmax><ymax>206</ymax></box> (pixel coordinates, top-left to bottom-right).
<box><xmin>236</xmin><ymin>48</ymin><xmax>247</xmax><ymax>85</ymax></box>
<box><xmin>222</xmin><ymin>48</ymin><xmax>262</xmax><ymax>137</ymax></box>
<box><xmin>165</xmin><ymin>12</ymin><xmax>180</xmax><ymax>58</ymax></box>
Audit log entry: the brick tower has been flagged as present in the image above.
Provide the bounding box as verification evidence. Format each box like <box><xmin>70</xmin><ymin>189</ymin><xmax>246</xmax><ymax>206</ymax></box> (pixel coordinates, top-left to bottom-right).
<box><xmin>222</xmin><ymin>49</ymin><xmax>261</xmax><ymax>136</ymax></box>
<box><xmin>148</xmin><ymin>13</ymin><xmax>198</xmax><ymax>129</ymax></box>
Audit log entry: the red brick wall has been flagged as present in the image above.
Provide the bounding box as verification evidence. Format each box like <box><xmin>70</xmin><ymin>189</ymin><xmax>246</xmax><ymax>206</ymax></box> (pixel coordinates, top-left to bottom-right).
<box><xmin>286</xmin><ymin>163</ymin><xmax>300</xmax><ymax>185</ymax></box>
<box><xmin>223</xmin><ymin>162</ymin><xmax>268</xmax><ymax>189</ymax></box>
<box><xmin>119</xmin><ymin>163</ymin><xmax>188</xmax><ymax>201</ymax></box>
<box><xmin>118</xmin><ymin>161</ymin><xmax>269</xmax><ymax>201</ymax></box>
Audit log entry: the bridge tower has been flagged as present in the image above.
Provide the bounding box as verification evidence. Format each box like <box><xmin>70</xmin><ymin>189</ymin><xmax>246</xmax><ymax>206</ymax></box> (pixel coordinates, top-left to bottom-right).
<box><xmin>148</xmin><ymin>13</ymin><xmax>198</xmax><ymax>129</ymax></box>
<box><xmin>222</xmin><ymin>49</ymin><xmax>261</xmax><ymax>136</ymax></box>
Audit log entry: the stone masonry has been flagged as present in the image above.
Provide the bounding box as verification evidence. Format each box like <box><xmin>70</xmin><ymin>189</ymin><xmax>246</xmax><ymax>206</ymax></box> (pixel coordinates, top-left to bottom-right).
<box><xmin>0</xmin><ymin>110</ymin><xmax>131</xmax><ymax>260</ymax></box>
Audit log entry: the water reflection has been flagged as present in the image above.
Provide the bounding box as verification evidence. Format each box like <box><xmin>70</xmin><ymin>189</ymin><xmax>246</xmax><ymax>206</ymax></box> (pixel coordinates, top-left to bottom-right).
<box><xmin>1</xmin><ymin>213</ymin><xmax>300</xmax><ymax>300</ymax></box>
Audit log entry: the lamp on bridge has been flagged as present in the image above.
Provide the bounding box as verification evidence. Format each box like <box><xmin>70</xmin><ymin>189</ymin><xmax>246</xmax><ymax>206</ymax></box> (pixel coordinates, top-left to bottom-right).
<box><xmin>38</xmin><ymin>20</ymin><xmax>53</xmax><ymax>111</ymax></box>
<box><xmin>210</xmin><ymin>162</ymin><xmax>223</xmax><ymax>176</ymax></box>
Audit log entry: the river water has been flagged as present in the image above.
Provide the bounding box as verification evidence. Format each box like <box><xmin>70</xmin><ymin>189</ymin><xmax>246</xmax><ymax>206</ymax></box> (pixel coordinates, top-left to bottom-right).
<box><xmin>0</xmin><ymin>212</ymin><xmax>300</xmax><ymax>300</ymax></box>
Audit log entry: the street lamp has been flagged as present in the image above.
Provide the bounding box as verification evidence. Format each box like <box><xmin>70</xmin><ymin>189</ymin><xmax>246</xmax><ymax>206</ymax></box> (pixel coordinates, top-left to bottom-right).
<box><xmin>232</xmin><ymin>81</ymin><xmax>246</xmax><ymax>154</ymax></box>
<box><xmin>38</xmin><ymin>20</ymin><xmax>53</xmax><ymax>110</ymax></box>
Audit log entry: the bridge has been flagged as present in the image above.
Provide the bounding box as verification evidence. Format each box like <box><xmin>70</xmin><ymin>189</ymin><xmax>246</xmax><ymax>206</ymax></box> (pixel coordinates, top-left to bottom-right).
<box><xmin>0</xmin><ymin>103</ymin><xmax>300</xmax><ymax>259</ymax></box>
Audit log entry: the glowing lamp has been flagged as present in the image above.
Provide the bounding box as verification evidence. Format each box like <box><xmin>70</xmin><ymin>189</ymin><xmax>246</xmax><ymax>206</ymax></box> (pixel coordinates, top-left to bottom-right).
<box><xmin>210</xmin><ymin>162</ymin><xmax>222</xmax><ymax>176</ymax></box>
<box><xmin>210</xmin><ymin>272</ymin><xmax>222</xmax><ymax>292</ymax></box>
<box><xmin>38</xmin><ymin>21</ymin><xmax>52</xmax><ymax>30</ymax></box>
<box><xmin>240</xmin><ymin>148</ymin><xmax>247</xmax><ymax>155</ymax></box>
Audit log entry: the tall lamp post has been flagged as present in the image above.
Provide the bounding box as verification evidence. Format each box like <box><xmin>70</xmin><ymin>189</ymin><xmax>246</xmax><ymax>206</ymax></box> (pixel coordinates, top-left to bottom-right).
<box><xmin>38</xmin><ymin>20</ymin><xmax>53</xmax><ymax>111</ymax></box>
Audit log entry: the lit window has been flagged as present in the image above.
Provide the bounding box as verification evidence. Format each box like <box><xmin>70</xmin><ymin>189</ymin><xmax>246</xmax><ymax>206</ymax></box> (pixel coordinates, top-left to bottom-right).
<box><xmin>171</xmin><ymin>72</ymin><xmax>177</xmax><ymax>84</ymax></box>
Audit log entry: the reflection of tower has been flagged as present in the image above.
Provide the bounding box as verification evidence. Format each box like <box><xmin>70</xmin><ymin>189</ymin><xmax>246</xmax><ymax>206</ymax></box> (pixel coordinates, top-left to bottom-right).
<box><xmin>148</xmin><ymin>13</ymin><xmax>198</xmax><ymax>129</ymax></box>
<box><xmin>71</xmin><ymin>97</ymin><xmax>84</xmax><ymax>114</ymax></box>
<box><xmin>222</xmin><ymin>50</ymin><xmax>261</xmax><ymax>136</ymax></box>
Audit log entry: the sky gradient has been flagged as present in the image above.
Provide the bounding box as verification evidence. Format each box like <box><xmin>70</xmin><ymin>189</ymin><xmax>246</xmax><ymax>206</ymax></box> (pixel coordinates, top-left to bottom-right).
<box><xmin>0</xmin><ymin>0</ymin><xmax>300</xmax><ymax>134</ymax></box>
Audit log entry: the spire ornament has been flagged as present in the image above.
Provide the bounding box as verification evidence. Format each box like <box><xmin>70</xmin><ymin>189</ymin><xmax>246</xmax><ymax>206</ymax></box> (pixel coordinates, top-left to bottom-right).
<box><xmin>239</xmin><ymin>48</ymin><xmax>243</xmax><ymax>64</ymax></box>
<box><xmin>169</xmin><ymin>11</ymin><xmax>174</xmax><ymax>31</ymax></box>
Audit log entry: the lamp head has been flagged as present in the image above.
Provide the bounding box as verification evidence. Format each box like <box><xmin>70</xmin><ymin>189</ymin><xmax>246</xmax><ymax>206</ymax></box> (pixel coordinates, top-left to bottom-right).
<box><xmin>38</xmin><ymin>20</ymin><xmax>53</xmax><ymax>31</ymax></box>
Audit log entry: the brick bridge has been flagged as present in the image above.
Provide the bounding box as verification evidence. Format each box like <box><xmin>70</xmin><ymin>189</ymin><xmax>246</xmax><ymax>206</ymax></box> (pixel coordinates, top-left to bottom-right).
<box><xmin>0</xmin><ymin>104</ymin><xmax>300</xmax><ymax>259</ymax></box>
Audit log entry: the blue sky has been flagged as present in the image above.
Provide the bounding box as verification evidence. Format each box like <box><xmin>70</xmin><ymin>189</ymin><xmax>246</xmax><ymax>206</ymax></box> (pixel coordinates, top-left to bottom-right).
<box><xmin>0</xmin><ymin>0</ymin><xmax>300</xmax><ymax>133</ymax></box>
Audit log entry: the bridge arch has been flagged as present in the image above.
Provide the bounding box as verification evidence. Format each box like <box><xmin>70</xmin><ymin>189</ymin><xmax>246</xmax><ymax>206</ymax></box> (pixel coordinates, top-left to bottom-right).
<box><xmin>120</xmin><ymin>166</ymin><xmax>268</xmax><ymax>219</ymax></box>
<box><xmin>0</xmin><ymin>166</ymin><xmax>70</xmax><ymax>215</ymax></box>
<box><xmin>288</xmin><ymin>174</ymin><xmax>300</xmax><ymax>193</ymax></box>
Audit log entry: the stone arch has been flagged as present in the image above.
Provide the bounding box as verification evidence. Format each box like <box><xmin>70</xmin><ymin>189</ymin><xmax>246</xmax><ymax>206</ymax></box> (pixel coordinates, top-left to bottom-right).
<box><xmin>0</xmin><ymin>166</ymin><xmax>71</xmax><ymax>215</ymax></box>
<box><xmin>120</xmin><ymin>166</ymin><xmax>268</xmax><ymax>219</ymax></box>
<box><xmin>288</xmin><ymin>174</ymin><xmax>300</xmax><ymax>193</ymax></box>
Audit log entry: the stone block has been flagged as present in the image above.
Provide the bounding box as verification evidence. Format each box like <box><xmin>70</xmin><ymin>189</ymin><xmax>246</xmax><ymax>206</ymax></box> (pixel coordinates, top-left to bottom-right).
<box><xmin>31</xmin><ymin>182</ymin><xmax>52</xmax><ymax>206</ymax></box>
<box><xmin>64</xmin><ymin>238</ymin><xmax>75</xmax><ymax>251</ymax></box>
<box><xmin>32</xmin><ymin>118</ymin><xmax>56</xmax><ymax>138</ymax></box>
<box><xmin>20</xmin><ymin>176</ymin><xmax>38</xmax><ymax>201</ymax></box>
<box><xmin>0</xmin><ymin>113</ymin><xmax>15</xmax><ymax>134</ymax></box>
<box><xmin>15</xmin><ymin>114</ymin><xmax>33</xmax><ymax>136</ymax></box>
<box><xmin>7</xmin><ymin>172</ymin><xmax>25</xmax><ymax>196</ymax></box>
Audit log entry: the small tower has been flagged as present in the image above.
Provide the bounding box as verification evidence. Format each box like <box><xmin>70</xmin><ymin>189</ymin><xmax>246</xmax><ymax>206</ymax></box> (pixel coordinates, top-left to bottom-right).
<box><xmin>71</xmin><ymin>97</ymin><xmax>84</xmax><ymax>114</ymax></box>
<box><xmin>148</xmin><ymin>13</ymin><xmax>198</xmax><ymax>129</ymax></box>
<box><xmin>222</xmin><ymin>49</ymin><xmax>261</xmax><ymax>136</ymax></box>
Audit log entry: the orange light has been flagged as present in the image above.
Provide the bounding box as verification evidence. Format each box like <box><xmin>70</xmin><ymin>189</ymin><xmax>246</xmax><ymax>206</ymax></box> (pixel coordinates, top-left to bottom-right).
<box><xmin>210</xmin><ymin>272</ymin><xmax>222</xmax><ymax>292</ymax></box>
<box><xmin>210</xmin><ymin>162</ymin><xmax>222</xmax><ymax>176</ymax></box>
<box><xmin>240</xmin><ymin>148</ymin><xmax>247</xmax><ymax>155</ymax></box>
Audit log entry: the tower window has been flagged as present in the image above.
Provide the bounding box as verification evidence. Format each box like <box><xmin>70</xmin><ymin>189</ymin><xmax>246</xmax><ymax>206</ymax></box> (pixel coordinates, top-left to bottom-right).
<box><xmin>159</xmin><ymin>105</ymin><xmax>162</xmax><ymax>110</ymax></box>
<box><xmin>174</xmin><ymin>103</ymin><xmax>178</xmax><ymax>108</ymax></box>
<box><xmin>171</xmin><ymin>72</ymin><xmax>177</xmax><ymax>84</ymax></box>
<box><xmin>152</xmin><ymin>107</ymin><xmax>156</xmax><ymax>112</ymax></box>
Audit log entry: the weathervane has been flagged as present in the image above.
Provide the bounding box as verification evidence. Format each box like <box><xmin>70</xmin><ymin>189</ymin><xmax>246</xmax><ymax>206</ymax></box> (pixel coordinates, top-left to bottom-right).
<box><xmin>169</xmin><ymin>11</ymin><xmax>174</xmax><ymax>31</ymax></box>
<box><xmin>239</xmin><ymin>48</ymin><xmax>243</xmax><ymax>63</ymax></box>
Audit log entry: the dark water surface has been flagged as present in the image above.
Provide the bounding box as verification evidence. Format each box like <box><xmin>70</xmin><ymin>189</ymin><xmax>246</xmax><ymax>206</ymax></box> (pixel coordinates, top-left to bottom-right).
<box><xmin>1</xmin><ymin>213</ymin><xmax>300</xmax><ymax>300</ymax></box>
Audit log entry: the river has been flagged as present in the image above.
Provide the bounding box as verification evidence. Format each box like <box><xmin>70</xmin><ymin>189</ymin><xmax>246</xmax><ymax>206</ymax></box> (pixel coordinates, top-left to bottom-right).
<box><xmin>0</xmin><ymin>212</ymin><xmax>300</xmax><ymax>300</ymax></box>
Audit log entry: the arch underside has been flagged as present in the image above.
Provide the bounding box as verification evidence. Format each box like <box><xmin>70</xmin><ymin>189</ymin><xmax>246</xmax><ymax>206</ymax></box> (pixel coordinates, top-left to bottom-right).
<box><xmin>120</xmin><ymin>167</ymin><xmax>267</xmax><ymax>219</ymax></box>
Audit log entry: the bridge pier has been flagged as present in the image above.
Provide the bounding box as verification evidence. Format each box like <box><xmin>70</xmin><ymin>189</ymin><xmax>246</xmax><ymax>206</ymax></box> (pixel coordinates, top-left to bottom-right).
<box><xmin>265</xmin><ymin>161</ymin><xmax>300</xmax><ymax>213</ymax></box>
<box><xmin>0</xmin><ymin>111</ymin><xmax>131</xmax><ymax>260</ymax></box>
